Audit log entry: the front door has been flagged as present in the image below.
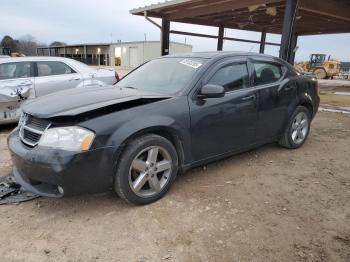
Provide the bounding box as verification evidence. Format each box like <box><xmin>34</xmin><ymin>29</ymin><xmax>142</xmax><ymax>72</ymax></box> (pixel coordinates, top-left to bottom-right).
<box><xmin>189</xmin><ymin>59</ymin><xmax>258</xmax><ymax>161</ymax></box>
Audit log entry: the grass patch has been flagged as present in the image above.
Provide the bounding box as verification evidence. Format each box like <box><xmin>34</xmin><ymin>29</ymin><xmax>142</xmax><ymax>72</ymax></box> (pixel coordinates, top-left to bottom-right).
<box><xmin>320</xmin><ymin>93</ymin><xmax>350</xmax><ymax>107</ymax></box>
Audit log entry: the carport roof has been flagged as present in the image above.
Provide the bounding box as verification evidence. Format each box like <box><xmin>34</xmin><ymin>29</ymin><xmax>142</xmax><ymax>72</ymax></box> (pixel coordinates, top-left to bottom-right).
<box><xmin>130</xmin><ymin>0</ymin><xmax>350</xmax><ymax>35</ymax></box>
<box><xmin>38</xmin><ymin>41</ymin><xmax>192</xmax><ymax>49</ymax></box>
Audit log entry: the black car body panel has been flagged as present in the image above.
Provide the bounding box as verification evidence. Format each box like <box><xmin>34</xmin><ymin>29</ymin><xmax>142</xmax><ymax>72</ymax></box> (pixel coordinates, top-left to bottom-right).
<box><xmin>8</xmin><ymin>52</ymin><xmax>320</xmax><ymax>197</ymax></box>
<box><xmin>23</xmin><ymin>86</ymin><xmax>172</xmax><ymax>118</ymax></box>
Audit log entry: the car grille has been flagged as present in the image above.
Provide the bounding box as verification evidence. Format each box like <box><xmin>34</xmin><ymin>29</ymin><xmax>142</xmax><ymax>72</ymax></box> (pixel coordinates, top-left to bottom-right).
<box><xmin>19</xmin><ymin>113</ymin><xmax>51</xmax><ymax>147</ymax></box>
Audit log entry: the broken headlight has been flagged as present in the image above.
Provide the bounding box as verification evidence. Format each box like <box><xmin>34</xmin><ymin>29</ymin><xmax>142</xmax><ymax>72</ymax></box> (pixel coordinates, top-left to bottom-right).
<box><xmin>38</xmin><ymin>126</ymin><xmax>95</xmax><ymax>151</ymax></box>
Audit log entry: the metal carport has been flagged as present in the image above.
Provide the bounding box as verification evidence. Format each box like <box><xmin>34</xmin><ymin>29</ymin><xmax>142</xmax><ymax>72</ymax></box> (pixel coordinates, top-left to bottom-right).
<box><xmin>130</xmin><ymin>0</ymin><xmax>350</xmax><ymax>64</ymax></box>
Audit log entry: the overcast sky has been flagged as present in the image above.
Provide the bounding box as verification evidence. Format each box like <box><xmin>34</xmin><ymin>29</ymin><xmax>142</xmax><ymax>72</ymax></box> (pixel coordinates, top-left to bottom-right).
<box><xmin>1</xmin><ymin>0</ymin><xmax>350</xmax><ymax>62</ymax></box>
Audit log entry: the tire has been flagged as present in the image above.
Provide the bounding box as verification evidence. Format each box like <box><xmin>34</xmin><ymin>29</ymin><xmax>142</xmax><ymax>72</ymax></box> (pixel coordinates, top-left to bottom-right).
<box><xmin>114</xmin><ymin>134</ymin><xmax>178</xmax><ymax>205</ymax></box>
<box><xmin>279</xmin><ymin>106</ymin><xmax>311</xmax><ymax>149</ymax></box>
<box><xmin>314</xmin><ymin>68</ymin><xmax>327</xmax><ymax>79</ymax></box>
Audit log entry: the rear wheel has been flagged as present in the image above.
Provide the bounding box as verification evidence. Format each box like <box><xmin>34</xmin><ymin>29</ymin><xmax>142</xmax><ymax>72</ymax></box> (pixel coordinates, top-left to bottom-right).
<box><xmin>279</xmin><ymin>106</ymin><xmax>311</xmax><ymax>149</ymax></box>
<box><xmin>114</xmin><ymin>134</ymin><xmax>178</xmax><ymax>205</ymax></box>
<box><xmin>314</xmin><ymin>68</ymin><xmax>327</xmax><ymax>79</ymax></box>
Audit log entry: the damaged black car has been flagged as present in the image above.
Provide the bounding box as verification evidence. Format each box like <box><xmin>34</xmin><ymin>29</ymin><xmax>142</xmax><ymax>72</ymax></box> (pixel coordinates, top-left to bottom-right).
<box><xmin>7</xmin><ymin>52</ymin><xmax>319</xmax><ymax>205</ymax></box>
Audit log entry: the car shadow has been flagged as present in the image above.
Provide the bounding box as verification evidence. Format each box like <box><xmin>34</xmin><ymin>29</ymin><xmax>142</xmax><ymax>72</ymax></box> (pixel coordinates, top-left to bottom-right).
<box><xmin>0</xmin><ymin>123</ymin><xmax>16</xmax><ymax>133</ymax></box>
<box><xmin>30</xmin><ymin>142</ymin><xmax>285</xmax><ymax>215</ymax></box>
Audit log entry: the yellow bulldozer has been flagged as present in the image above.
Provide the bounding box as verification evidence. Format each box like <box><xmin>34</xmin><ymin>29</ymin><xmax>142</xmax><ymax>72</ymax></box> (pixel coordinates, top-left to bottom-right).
<box><xmin>294</xmin><ymin>54</ymin><xmax>340</xmax><ymax>79</ymax></box>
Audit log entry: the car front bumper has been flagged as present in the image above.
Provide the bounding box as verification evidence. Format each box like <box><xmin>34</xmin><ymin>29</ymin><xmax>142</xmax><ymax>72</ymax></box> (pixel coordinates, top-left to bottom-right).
<box><xmin>8</xmin><ymin>129</ymin><xmax>116</xmax><ymax>197</ymax></box>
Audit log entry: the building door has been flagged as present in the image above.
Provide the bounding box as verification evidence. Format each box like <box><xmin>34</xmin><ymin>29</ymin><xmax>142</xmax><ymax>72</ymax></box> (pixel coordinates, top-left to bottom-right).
<box><xmin>129</xmin><ymin>47</ymin><xmax>138</xmax><ymax>68</ymax></box>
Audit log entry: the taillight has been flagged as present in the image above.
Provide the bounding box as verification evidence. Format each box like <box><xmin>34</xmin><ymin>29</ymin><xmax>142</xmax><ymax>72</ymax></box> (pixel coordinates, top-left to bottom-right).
<box><xmin>115</xmin><ymin>71</ymin><xmax>120</xmax><ymax>82</ymax></box>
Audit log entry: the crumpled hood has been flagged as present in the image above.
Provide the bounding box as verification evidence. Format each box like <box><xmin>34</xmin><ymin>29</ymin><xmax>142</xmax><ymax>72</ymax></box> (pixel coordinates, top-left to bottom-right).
<box><xmin>22</xmin><ymin>86</ymin><xmax>171</xmax><ymax>118</ymax></box>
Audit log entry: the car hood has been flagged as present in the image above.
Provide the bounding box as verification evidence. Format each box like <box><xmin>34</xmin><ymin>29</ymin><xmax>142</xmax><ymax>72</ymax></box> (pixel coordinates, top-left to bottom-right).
<box><xmin>22</xmin><ymin>86</ymin><xmax>172</xmax><ymax>118</ymax></box>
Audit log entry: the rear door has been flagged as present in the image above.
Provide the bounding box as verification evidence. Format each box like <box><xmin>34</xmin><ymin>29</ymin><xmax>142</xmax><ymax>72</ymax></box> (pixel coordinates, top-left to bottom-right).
<box><xmin>0</xmin><ymin>61</ymin><xmax>35</xmax><ymax>121</ymax></box>
<box><xmin>249</xmin><ymin>58</ymin><xmax>297</xmax><ymax>142</ymax></box>
<box><xmin>34</xmin><ymin>61</ymin><xmax>83</xmax><ymax>97</ymax></box>
<box><xmin>189</xmin><ymin>58</ymin><xmax>258</xmax><ymax>161</ymax></box>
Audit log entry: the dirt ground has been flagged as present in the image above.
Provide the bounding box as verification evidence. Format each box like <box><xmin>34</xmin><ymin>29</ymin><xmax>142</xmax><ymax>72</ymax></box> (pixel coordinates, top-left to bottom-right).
<box><xmin>0</xmin><ymin>112</ymin><xmax>349</xmax><ymax>262</ymax></box>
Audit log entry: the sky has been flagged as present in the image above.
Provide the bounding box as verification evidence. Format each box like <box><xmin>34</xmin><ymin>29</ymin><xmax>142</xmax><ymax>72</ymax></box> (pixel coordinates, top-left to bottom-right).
<box><xmin>1</xmin><ymin>0</ymin><xmax>350</xmax><ymax>62</ymax></box>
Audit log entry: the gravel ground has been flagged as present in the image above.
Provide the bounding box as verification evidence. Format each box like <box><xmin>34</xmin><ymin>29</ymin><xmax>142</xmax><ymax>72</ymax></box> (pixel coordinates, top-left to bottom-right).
<box><xmin>0</xmin><ymin>111</ymin><xmax>349</xmax><ymax>262</ymax></box>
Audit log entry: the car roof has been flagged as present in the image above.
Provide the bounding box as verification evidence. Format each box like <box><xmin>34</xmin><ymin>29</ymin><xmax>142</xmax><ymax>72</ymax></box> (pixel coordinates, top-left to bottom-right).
<box><xmin>166</xmin><ymin>51</ymin><xmax>279</xmax><ymax>60</ymax></box>
<box><xmin>0</xmin><ymin>56</ymin><xmax>80</xmax><ymax>63</ymax></box>
<box><xmin>166</xmin><ymin>51</ymin><xmax>292</xmax><ymax>69</ymax></box>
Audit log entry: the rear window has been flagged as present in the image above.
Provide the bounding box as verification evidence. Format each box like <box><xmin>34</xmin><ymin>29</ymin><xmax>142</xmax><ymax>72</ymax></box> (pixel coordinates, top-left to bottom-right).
<box><xmin>253</xmin><ymin>62</ymin><xmax>282</xmax><ymax>85</ymax></box>
<box><xmin>0</xmin><ymin>62</ymin><xmax>32</xmax><ymax>80</ymax></box>
<box><xmin>37</xmin><ymin>61</ymin><xmax>75</xmax><ymax>77</ymax></box>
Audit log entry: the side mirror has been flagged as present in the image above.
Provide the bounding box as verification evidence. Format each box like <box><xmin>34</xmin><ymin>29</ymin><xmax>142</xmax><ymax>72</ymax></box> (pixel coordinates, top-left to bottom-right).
<box><xmin>198</xmin><ymin>84</ymin><xmax>225</xmax><ymax>99</ymax></box>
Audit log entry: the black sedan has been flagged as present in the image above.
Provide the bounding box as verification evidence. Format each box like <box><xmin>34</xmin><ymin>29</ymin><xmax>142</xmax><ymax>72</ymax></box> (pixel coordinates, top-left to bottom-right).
<box><xmin>8</xmin><ymin>52</ymin><xmax>320</xmax><ymax>205</ymax></box>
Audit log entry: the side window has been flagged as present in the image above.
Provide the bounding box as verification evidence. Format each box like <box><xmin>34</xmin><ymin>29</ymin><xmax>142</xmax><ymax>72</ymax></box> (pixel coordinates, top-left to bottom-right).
<box><xmin>0</xmin><ymin>62</ymin><xmax>32</xmax><ymax>80</ymax></box>
<box><xmin>253</xmin><ymin>62</ymin><xmax>282</xmax><ymax>85</ymax></box>
<box><xmin>37</xmin><ymin>61</ymin><xmax>75</xmax><ymax>77</ymax></box>
<box><xmin>208</xmin><ymin>63</ymin><xmax>249</xmax><ymax>92</ymax></box>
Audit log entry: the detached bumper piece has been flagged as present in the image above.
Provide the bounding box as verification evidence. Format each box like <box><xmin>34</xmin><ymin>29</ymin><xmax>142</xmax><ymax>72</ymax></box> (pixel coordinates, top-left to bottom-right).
<box><xmin>0</xmin><ymin>174</ymin><xmax>39</xmax><ymax>205</ymax></box>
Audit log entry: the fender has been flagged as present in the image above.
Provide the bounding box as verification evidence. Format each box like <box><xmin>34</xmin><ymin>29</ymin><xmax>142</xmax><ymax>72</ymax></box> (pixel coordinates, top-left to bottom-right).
<box><xmin>107</xmin><ymin>114</ymin><xmax>192</xmax><ymax>166</ymax></box>
<box><xmin>78</xmin><ymin>96</ymin><xmax>193</xmax><ymax>165</ymax></box>
<box><xmin>278</xmin><ymin>78</ymin><xmax>315</xmax><ymax>136</ymax></box>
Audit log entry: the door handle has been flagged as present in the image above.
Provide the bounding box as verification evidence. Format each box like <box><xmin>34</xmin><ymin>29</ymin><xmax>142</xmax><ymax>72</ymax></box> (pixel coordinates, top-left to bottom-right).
<box><xmin>18</xmin><ymin>82</ymin><xmax>31</xmax><ymax>86</ymax></box>
<box><xmin>69</xmin><ymin>77</ymin><xmax>81</xmax><ymax>81</ymax></box>
<box><xmin>284</xmin><ymin>86</ymin><xmax>296</xmax><ymax>91</ymax></box>
<box><xmin>241</xmin><ymin>95</ymin><xmax>256</xmax><ymax>101</ymax></box>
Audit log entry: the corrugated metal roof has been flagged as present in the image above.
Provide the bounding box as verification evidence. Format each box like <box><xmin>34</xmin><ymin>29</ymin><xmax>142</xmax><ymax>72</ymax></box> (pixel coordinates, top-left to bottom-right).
<box><xmin>38</xmin><ymin>41</ymin><xmax>192</xmax><ymax>49</ymax></box>
<box><xmin>130</xmin><ymin>0</ymin><xmax>191</xmax><ymax>14</ymax></box>
<box><xmin>130</xmin><ymin>0</ymin><xmax>350</xmax><ymax>35</ymax></box>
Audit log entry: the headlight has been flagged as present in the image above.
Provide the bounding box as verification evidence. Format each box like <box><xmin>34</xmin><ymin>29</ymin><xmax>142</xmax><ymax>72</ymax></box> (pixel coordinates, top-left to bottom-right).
<box><xmin>38</xmin><ymin>126</ymin><xmax>95</xmax><ymax>151</ymax></box>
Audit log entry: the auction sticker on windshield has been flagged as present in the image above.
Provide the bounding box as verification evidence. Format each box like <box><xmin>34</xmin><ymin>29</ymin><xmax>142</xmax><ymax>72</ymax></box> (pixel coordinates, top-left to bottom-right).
<box><xmin>180</xmin><ymin>59</ymin><xmax>202</xmax><ymax>69</ymax></box>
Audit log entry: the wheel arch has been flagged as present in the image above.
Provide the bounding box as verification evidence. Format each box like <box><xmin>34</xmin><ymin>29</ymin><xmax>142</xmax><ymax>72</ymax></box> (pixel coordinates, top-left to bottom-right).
<box><xmin>313</xmin><ymin>66</ymin><xmax>327</xmax><ymax>72</ymax></box>
<box><xmin>279</xmin><ymin>94</ymin><xmax>315</xmax><ymax>139</ymax></box>
<box><xmin>112</xmin><ymin>125</ymin><xmax>187</xmax><ymax>173</ymax></box>
<box><xmin>297</xmin><ymin>92</ymin><xmax>315</xmax><ymax>118</ymax></box>
<box><xmin>299</xmin><ymin>101</ymin><xmax>313</xmax><ymax>117</ymax></box>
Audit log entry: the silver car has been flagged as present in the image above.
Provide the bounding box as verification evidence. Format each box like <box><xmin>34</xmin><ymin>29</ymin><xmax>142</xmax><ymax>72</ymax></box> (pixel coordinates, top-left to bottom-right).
<box><xmin>0</xmin><ymin>57</ymin><xmax>119</xmax><ymax>124</ymax></box>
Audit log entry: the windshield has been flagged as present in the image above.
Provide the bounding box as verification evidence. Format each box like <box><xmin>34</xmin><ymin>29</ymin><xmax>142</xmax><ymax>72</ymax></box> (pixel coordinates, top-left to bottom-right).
<box><xmin>115</xmin><ymin>57</ymin><xmax>206</xmax><ymax>94</ymax></box>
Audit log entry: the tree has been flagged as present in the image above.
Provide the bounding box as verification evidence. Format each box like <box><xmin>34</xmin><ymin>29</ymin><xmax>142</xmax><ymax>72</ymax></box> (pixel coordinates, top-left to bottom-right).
<box><xmin>50</xmin><ymin>41</ymin><xmax>66</xmax><ymax>47</ymax></box>
<box><xmin>1</xmin><ymin>35</ymin><xmax>18</xmax><ymax>52</ymax></box>
<box><xmin>17</xmin><ymin>34</ymin><xmax>38</xmax><ymax>56</ymax></box>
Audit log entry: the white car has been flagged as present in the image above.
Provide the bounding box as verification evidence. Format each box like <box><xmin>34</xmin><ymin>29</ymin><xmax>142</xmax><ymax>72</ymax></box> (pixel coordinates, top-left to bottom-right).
<box><xmin>0</xmin><ymin>57</ymin><xmax>119</xmax><ymax>124</ymax></box>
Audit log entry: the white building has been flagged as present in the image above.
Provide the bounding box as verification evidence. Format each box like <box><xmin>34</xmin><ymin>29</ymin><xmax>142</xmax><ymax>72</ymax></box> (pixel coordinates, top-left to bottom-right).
<box><xmin>37</xmin><ymin>41</ymin><xmax>192</xmax><ymax>68</ymax></box>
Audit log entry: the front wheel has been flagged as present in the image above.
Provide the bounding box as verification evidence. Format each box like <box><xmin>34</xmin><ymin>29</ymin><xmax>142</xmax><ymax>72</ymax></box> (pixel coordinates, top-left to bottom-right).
<box><xmin>114</xmin><ymin>134</ymin><xmax>178</xmax><ymax>205</ymax></box>
<box><xmin>314</xmin><ymin>68</ymin><xmax>327</xmax><ymax>79</ymax></box>
<box><xmin>279</xmin><ymin>106</ymin><xmax>311</xmax><ymax>149</ymax></box>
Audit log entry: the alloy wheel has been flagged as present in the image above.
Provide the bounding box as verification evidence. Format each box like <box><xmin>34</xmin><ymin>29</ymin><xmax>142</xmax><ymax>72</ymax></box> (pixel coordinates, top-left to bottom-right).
<box><xmin>128</xmin><ymin>146</ymin><xmax>172</xmax><ymax>197</ymax></box>
<box><xmin>291</xmin><ymin>112</ymin><xmax>309</xmax><ymax>144</ymax></box>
